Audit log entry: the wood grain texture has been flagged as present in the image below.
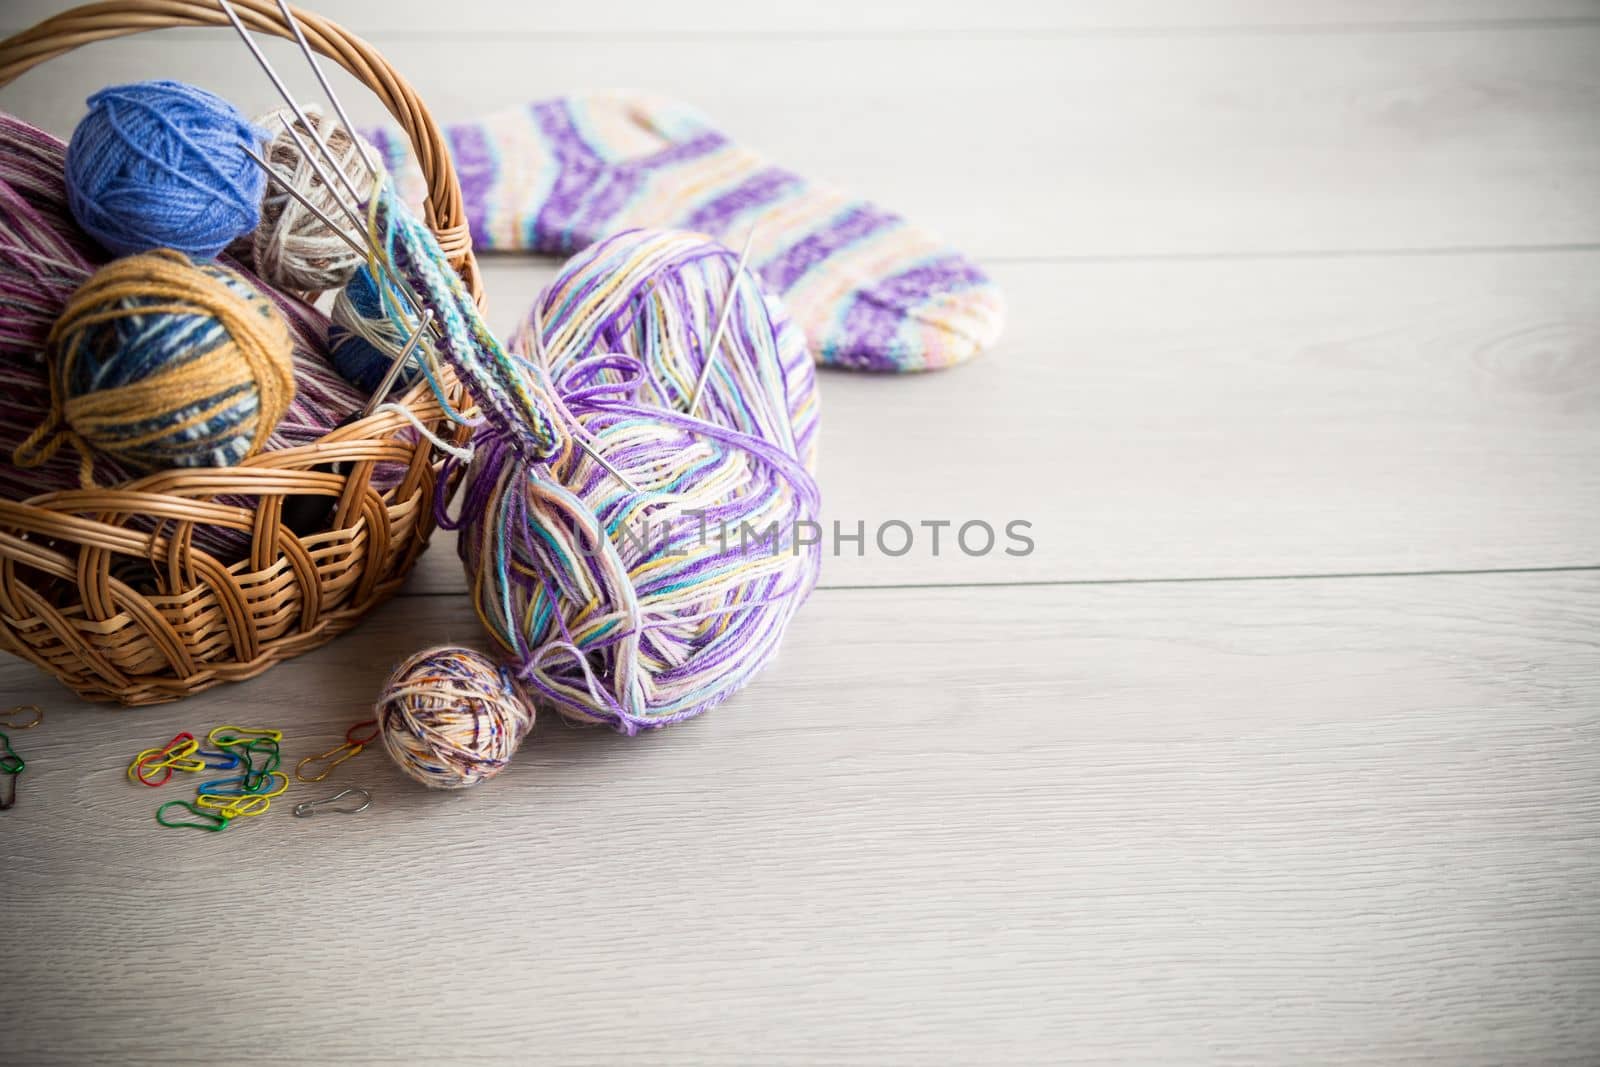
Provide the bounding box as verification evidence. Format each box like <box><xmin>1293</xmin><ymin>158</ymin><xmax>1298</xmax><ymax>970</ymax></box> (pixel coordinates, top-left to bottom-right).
<box><xmin>2</xmin><ymin>4</ymin><xmax>1598</xmax><ymax>1063</ymax></box>
<box><xmin>3</xmin><ymin>24</ymin><xmax>1598</xmax><ymax>259</ymax></box>
<box><xmin>385</xmin><ymin>250</ymin><xmax>1600</xmax><ymax>591</ymax></box>
<box><xmin>2</xmin><ymin>574</ymin><xmax>1598</xmax><ymax>1065</ymax></box>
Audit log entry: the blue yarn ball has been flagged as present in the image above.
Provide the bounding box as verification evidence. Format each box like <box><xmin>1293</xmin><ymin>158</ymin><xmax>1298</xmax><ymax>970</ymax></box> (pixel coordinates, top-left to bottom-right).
<box><xmin>330</xmin><ymin>265</ymin><xmax>424</xmax><ymax>394</ymax></box>
<box><xmin>329</xmin><ymin>324</ymin><xmax>400</xmax><ymax>395</ymax></box>
<box><xmin>65</xmin><ymin>80</ymin><xmax>267</xmax><ymax>260</ymax></box>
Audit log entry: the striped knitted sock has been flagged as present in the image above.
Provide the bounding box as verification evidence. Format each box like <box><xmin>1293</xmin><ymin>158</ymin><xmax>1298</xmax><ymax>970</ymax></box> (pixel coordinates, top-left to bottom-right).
<box><xmin>369</xmin><ymin>91</ymin><xmax>1004</xmax><ymax>372</ymax></box>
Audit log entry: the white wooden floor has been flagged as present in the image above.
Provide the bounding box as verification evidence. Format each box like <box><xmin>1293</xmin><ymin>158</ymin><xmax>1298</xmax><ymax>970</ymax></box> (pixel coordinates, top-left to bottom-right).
<box><xmin>3</xmin><ymin>2</ymin><xmax>1599</xmax><ymax>1064</ymax></box>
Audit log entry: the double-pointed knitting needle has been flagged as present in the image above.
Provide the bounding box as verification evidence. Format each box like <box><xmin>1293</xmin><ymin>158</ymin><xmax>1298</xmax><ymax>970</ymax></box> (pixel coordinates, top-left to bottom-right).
<box><xmin>685</xmin><ymin>222</ymin><xmax>759</xmax><ymax>418</ymax></box>
<box><xmin>363</xmin><ymin>308</ymin><xmax>432</xmax><ymax>417</ymax></box>
<box><xmin>244</xmin><ymin>146</ymin><xmax>366</xmax><ymax>267</ymax></box>
<box><xmin>218</xmin><ymin>0</ymin><xmax>436</xmax><ymax>341</ymax></box>
<box><xmin>253</xmin><ymin>132</ymin><xmax>641</xmax><ymax>494</ymax></box>
<box><xmin>217</xmin><ymin>0</ymin><xmax>367</xmax><ymax>209</ymax></box>
<box><xmin>269</xmin><ymin>0</ymin><xmax>381</xmax><ymax>180</ymax></box>
<box><xmin>241</xmin><ymin>143</ymin><xmax>443</xmax><ymax>366</ymax></box>
<box><xmin>224</xmin><ymin>0</ymin><xmax>639</xmax><ymax>491</ymax></box>
<box><xmin>523</xmin><ymin>301</ymin><xmax>642</xmax><ymax>494</ymax></box>
<box><xmin>259</xmin><ymin>1</ymin><xmax>642</xmax><ymax>493</ymax></box>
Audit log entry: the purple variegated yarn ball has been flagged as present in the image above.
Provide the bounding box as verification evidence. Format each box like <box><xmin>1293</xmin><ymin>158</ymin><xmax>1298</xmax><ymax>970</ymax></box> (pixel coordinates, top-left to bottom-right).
<box><xmin>332</xmin><ymin>183</ymin><xmax>822</xmax><ymax>787</ymax></box>
<box><xmin>440</xmin><ymin>228</ymin><xmax>821</xmax><ymax>741</ymax></box>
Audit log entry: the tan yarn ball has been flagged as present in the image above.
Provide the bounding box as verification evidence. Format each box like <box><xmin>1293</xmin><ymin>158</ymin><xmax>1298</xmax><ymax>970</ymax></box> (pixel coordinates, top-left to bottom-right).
<box><xmin>251</xmin><ymin>106</ymin><xmax>377</xmax><ymax>293</ymax></box>
<box><xmin>376</xmin><ymin>646</ymin><xmax>537</xmax><ymax>790</ymax></box>
<box><xmin>14</xmin><ymin>250</ymin><xmax>295</xmax><ymax>483</ymax></box>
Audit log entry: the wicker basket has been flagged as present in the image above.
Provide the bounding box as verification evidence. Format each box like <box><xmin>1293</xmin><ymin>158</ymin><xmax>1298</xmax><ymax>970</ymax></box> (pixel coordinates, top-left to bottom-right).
<box><xmin>0</xmin><ymin>0</ymin><xmax>477</xmax><ymax>705</ymax></box>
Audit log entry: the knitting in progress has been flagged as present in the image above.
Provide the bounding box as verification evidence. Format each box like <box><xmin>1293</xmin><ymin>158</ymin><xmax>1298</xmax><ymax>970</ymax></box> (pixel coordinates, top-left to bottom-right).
<box><xmin>368</xmin><ymin>90</ymin><xmax>1005</xmax><ymax>373</ymax></box>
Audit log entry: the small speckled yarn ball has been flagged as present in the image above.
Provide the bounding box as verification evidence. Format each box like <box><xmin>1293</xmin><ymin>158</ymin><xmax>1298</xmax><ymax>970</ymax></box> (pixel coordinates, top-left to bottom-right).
<box><xmin>14</xmin><ymin>249</ymin><xmax>295</xmax><ymax>479</ymax></box>
<box><xmin>375</xmin><ymin>646</ymin><xmax>536</xmax><ymax>790</ymax></box>
<box><xmin>65</xmin><ymin>80</ymin><xmax>266</xmax><ymax>260</ymax></box>
<box><xmin>252</xmin><ymin>106</ymin><xmax>377</xmax><ymax>292</ymax></box>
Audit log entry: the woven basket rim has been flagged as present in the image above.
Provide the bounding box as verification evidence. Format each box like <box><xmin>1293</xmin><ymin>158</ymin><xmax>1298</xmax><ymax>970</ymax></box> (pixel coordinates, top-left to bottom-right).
<box><xmin>0</xmin><ymin>0</ymin><xmax>481</xmax><ymax>291</ymax></box>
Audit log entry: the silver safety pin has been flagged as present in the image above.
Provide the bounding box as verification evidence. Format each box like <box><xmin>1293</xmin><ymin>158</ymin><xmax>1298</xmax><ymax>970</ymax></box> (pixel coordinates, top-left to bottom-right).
<box><xmin>293</xmin><ymin>786</ymin><xmax>373</xmax><ymax>818</ymax></box>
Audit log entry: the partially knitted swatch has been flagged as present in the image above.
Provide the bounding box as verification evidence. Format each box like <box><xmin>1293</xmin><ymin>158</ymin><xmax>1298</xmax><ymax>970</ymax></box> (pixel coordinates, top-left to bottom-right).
<box><xmin>368</xmin><ymin>91</ymin><xmax>1004</xmax><ymax>372</ymax></box>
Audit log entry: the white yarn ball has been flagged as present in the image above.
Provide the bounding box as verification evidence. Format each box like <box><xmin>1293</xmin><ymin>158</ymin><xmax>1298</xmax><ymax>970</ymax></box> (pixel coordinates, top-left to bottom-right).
<box><xmin>250</xmin><ymin>106</ymin><xmax>376</xmax><ymax>293</ymax></box>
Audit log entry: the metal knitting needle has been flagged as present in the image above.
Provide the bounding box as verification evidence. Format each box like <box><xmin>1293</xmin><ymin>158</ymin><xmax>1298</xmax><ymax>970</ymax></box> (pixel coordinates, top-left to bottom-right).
<box><xmin>686</xmin><ymin>223</ymin><xmax>758</xmax><ymax>417</ymax></box>
<box><xmin>245</xmin><ymin>146</ymin><xmax>364</xmax><ymax>258</ymax></box>
<box><xmin>219</xmin><ymin>0</ymin><xmax>439</xmax><ymax>333</ymax></box>
<box><xmin>571</xmin><ymin>426</ymin><xmax>642</xmax><ymax>493</ymax></box>
<box><xmin>216</xmin><ymin>0</ymin><xmax>369</xmax><ymax>208</ymax></box>
<box><xmin>221</xmin><ymin>2</ymin><xmax>401</xmax><ymax>316</ymax></box>
<box><xmin>215</xmin><ymin>0</ymin><xmax>366</xmax><ymax>225</ymax></box>
<box><xmin>363</xmin><ymin>308</ymin><xmax>433</xmax><ymax>416</ymax></box>
<box><xmin>249</xmin><ymin>144</ymin><xmax>639</xmax><ymax>492</ymax></box>
<box><xmin>254</xmin><ymin>124</ymin><xmax>510</xmax><ymax>430</ymax></box>
<box><xmin>270</xmin><ymin>0</ymin><xmax>380</xmax><ymax>179</ymax></box>
<box><xmin>226</xmin><ymin>2</ymin><xmax>636</xmax><ymax>491</ymax></box>
<box><xmin>243</xmin><ymin>146</ymin><xmax>443</xmax><ymax>348</ymax></box>
<box><xmin>265</xmin><ymin>0</ymin><xmax>474</xmax><ymax>423</ymax></box>
<box><xmin>246</xmin><ymin>151</ymin><xmax>451</xmax><ymax>413</ymax></box>
<box><xmin>273</xmin><ymin>111</ymin><xmax>365</xmax><ymax>221</ymax></box>
<box><xmin>261</xmin><ymin>114</ymin><xmax>462</xmax><ymax>358</ymax></box>
<box><xmin>271</xmin><ymin>110</ymin><xmax>422</xmax><ymax>291</ymax></box>
<box><xmin>521</xmin><ymin>302</ymin><xmax>642</xmax><ymax>494</ymax></box>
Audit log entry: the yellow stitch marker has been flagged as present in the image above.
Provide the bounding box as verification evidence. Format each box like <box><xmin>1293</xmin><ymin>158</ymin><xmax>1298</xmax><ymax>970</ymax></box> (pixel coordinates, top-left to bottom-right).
<box><xmin>194</xmin><ymin>772</ymin><xmax>287</xmax><ymax>818</ymax></box>
<box><xmin>0</xmin><ymin>705</ymin><xmax>42</xmax><ymax>729</ymax></box>
<box><xmin>294</xmin><ymin>741</ymin><xmax>362</xmax><ymax>783</ymax></box>
<box><xmin>127</xmin><ymin>739</ymin><xmax>203</xmax><ymax>781</ymax></box>
<box><xmin>208</xmin><ymin>725</ymin><xmax>284</xmax><ymax>746</ymax></box>
<box><xmin>146</xmin><ymin>739</ymin><xmax>203</xmax><ymax>772</ymax></box>
<box><xmin>196</xmin><ymin>793</ymin><xmax>271</xmax><ymax>818</ymax></box>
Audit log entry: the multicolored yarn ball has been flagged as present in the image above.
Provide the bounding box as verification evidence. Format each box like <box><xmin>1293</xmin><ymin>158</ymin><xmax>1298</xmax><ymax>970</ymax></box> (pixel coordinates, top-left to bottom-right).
<box><xmin>448</xmin><ymin>227</ymin><xmax>822</xmax><ymax>734</ymax></box>
<box><xmin>329</xmin><ymin>265</ymin><xmax>428</xmax><ymax>394</ymax></box>
<box><xmin>15</xmin><ymin>250</ymin><xmax>295</xmax><ymax>480</ymax></box>
<box><xmin>375</xmin><ymin>646</ymin><xmax>535</xmax><ymax>789</ymax></box>
<box><xmin>252</xmin><ymin>106</ymin><xmax>376</xmax><ymax>292</ymax></box>
<box><xmin>512</xmin><ymin>229</ymin><xmax>820</xmax><ymax>474</ymax></box>
<box><xmin>65</xmin><ymin>81</ymin><xmax>266</xmax><ymax>260</ymax></box>
<box><xmin>0</xmin><ymin>110</ymin><xmax>414</xmax><ymax>568</ymax></box>
<box><xmin>309</xmin><ymin>173</ymin><xmax>819</xmax><ymax>778</ymax></box>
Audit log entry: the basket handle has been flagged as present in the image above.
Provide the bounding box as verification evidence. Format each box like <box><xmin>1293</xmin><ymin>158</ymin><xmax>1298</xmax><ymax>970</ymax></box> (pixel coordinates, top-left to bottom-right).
<box><xmin>0</xmin><ymin>0</ymin><xmax>483</xmax><ymax>305</ymax></box>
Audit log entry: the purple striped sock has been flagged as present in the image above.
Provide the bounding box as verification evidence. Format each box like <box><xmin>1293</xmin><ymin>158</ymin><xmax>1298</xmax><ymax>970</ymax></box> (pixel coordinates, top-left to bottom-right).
<box><xmin>372</xmin><ymin>91</ymin><xmax>1004</xmax><ymax>372</ymax></box>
